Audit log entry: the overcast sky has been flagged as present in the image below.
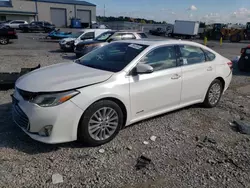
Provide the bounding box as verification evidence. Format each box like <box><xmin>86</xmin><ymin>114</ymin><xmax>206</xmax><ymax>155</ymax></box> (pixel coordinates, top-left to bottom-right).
<box><xmin>1</xmin><ymin>0</ymin><xmax>250</xmax><ymax>23</ymax></box>
<box><xmin>89</xmin><ymin>0</ymin><xmax>250</xmax><ymax>24</ymax></box>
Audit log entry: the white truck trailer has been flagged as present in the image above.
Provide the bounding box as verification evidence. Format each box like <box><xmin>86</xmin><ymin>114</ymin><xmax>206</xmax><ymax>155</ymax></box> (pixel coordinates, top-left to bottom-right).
<box><xmin>169</xmin><ymin>20</ymin><xmax>200</xmax><ymax>39</ymax></box>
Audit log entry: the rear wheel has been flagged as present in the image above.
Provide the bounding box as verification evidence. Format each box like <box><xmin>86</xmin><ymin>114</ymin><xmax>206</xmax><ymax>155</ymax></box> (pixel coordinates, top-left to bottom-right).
<box><xmin>78</xmin><ymin>100</ymin><xmax>124</xmax><ymax>146</ymax></box>
<box><xmin>0</xmin><ymin>37</ymin><xmax>9</xmax><ymax>45</ymax></box>
<box><xmin>203</xmin><ymin>79</ymin><xmax>223</xmax><ymax>108</ymax></box>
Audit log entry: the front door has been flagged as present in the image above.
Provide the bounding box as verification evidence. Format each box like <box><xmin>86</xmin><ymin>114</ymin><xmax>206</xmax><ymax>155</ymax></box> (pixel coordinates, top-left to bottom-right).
<box><xmin>178</xmin><ymin>45</ymin><xmax>216</xmax><ymax>105</ymax></box>
<box><xmin>129</xmin><ymin>45</ymin><xmax>182</xmax><ymax>122</ymax></box>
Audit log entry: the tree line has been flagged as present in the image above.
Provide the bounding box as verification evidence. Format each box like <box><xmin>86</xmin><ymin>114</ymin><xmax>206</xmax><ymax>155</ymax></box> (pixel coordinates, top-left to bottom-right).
<box><xmin>97</xmin><ymin>16</ymin><xmax>167</xmax><ymax>24</ymax></box>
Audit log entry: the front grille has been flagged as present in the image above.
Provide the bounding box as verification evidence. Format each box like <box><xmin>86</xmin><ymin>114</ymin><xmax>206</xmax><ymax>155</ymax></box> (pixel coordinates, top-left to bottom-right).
<box><xmin>12</xmin><ymin>104</ymin><xmax>30</xmax><ymax>131</ymax></box>
<box><xmin>17</xmin><ymin>88</ymin><xmax>37</xmax><ymax>101</ymax></box>
<box><xmin>75</xmin><ymin>45</ymin><xmax>83</xmax><ymax>51</ymax></box>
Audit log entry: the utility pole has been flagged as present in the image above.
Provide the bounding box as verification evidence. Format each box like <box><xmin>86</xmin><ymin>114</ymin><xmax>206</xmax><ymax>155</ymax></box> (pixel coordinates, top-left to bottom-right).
<box><xmin>104</xmin><ymin>4</ymin><xmax>106</xmax><ymax>17</ymax></box>
<box><xmin>35</xmin><ymin>0</ymin><xmax>39</xmax><ymax>21</ymax></box>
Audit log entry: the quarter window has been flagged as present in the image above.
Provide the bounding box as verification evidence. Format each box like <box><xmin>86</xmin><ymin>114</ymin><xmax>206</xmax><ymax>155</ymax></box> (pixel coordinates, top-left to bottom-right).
<box><xmin>139</xmin><ymin>46</ymin><xmax>177</xmax><ymax>71</ymax></box>
<box><xmin>179</xmin><ymin>45</ymin><xmax>205</xmax><ymax>65</ymax></box>
<box><xmin>204</xmin><ymin>50</ymin><xmax>216</xmax><ymax>61</ymax></box>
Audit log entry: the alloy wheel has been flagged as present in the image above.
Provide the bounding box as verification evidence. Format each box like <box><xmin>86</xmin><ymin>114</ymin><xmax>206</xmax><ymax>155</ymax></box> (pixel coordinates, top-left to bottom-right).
<box><xmin>88</xmin><ymin>107</ymin><xmax>119</xmax><ymax>141</ymax></box>
<box><xmin>0</xmin><ymin>37</ymin><xmax>8</xmax><ymax>45</ymax></box>
<box><xmin>208</xmin><ymin>83</ymin><xmax>221</xmax><ymax>105</ymax></box>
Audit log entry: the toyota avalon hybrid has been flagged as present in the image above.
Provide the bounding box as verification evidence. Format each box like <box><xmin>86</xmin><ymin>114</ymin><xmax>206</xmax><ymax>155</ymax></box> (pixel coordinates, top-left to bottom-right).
<box><xmin>12</xmin><ymin>40</ymin><xmax>232</xmax><ymax>146</ymax></box>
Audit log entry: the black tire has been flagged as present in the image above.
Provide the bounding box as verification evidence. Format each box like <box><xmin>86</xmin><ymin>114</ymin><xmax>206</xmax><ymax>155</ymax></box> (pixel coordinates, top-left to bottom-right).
<box><xmin>0</xmin><ymin>37</ymin><xmax>9</xmax><ymax>45</ymax></box>
<box><xmin>203</xmin><ymin>79</ymin><xmax>223</xmax><ymax>108</ymax></box>
<box><xmin>78</xmin><ymin>100</ymin><xmax>124</xmax><ymax>146</ymax></box>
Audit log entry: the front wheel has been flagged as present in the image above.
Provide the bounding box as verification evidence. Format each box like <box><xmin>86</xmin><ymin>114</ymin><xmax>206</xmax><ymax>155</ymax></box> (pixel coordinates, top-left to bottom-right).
<box><xmin>203</xmin><ymin>79</ymin><xmax>223</xmax><ymax>108</ymax></box>
<box><xmin>0</xmin><ymin>37</ymin><xmax>9</xmax><ymax>45</ymax></box>
<box><xmin>78</xmin><ymin>100</ymin><xmax>124</xmax><ymax>146</ymax></box>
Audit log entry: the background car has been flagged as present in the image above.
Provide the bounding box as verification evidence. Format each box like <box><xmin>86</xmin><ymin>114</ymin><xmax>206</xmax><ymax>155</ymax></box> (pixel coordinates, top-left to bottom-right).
<box><xmin>238</xmin><ymin>46</ymin><xmax>250</xmax><ymax>72</ymax></box>
<box><xmin>13</xmin><ymin>40</ymin><xmax>232</xmax><ymax>146</ymax></box>
<box><xmin>59</xmin><ymin>29</ymin><xmax>111</xmax><ymax>52</ymax></box>
<box><xmin>4</xmin><ymin>20</ymin><xmax>28</xmax><ymax>29</ymax></box>
<box><xmin>0</xmin><ymin>25</ymin><xmax>18</xmax><ymax>45</ymax></box>
<box><xmin>19</xmin><ymin>21</ymin><xmax>55</xmax><ymax>33</ymax></box>
<box><xmin>74</xmin><ymin>30</ymin><xmax>148</xmax><ymax>58</ymax></box>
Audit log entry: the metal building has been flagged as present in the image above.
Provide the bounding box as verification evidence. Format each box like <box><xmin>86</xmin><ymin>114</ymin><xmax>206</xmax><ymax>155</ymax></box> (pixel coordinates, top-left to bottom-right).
<box><xmin>0</xmin><ymin>0</ymin><xmax>96</xmax><ymax>27</ymax></box>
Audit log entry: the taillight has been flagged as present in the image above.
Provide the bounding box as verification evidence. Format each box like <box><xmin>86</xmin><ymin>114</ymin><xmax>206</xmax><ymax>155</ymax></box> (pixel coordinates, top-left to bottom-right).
<box><xmin>7</xmin><ymin>31</ymin><xmax>14</xmax><ymax>35</ymax></box>
<box><xmin>241</xmin><ymin>48</ymin><xmax>245</xmax><ymax>54</ymax></box>
<box><xmin>227</xmin><ymin>62</ymin><xmax>233</xmax><ymax>70</ymax></box>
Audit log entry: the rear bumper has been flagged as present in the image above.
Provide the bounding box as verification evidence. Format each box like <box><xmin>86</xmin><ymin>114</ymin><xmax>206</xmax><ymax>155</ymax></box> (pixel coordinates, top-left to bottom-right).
<box><xmin>9</xmin><ymin>35</ymin><xmax>18</xmax><ymax>39</ymax></box>
<box><xmin>224</xmin><ymin>71</ymin><xmax>232</xmax><ymax>92</ymax></box>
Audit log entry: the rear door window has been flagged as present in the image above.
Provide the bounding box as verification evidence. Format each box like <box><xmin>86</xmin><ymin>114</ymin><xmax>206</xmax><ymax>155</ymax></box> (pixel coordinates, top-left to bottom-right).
<box><xmin>179</xmin><ymin>45</ymin><xmax>206</xmax><ymax>65</ymax></box>
<box><xmin>203</xmin><ymin>50</ymin><xmax>216</xmax><ymax>61</ymax></box>
<box><xmin>246</xmin><ymin>49</ymin><xmax>250</xmax><ymax>54</ymax></box>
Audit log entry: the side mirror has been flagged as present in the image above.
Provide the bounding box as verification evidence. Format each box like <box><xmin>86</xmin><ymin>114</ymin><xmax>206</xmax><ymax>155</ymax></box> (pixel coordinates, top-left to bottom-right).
<box><xmin>133</xmin><ymin>64</ymin><xmax>154</xmax><ymax>75</ymax></box>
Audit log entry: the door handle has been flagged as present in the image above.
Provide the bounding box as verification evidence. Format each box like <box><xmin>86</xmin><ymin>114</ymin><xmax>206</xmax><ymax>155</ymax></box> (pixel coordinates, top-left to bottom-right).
<box><xmin>207</xmin><ymin>66</ymin><xmax>213</xmax><ymax>71</ymax></box>
<box><xmin>171</xmin><ymin>74</ymin><xmax>181</xmax><ymax>80</ymax></box>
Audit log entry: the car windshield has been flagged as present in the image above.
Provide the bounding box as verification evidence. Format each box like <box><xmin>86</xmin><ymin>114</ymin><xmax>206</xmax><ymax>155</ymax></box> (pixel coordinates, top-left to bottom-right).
<box><xmin>77</xmin><ymin>42</ymin><xmax>148</xmax><ymax>72</ymax></box>
<box><xmin>72</xmin><ymin>32</ymin><xmax>83</xmax><ymax>38</ymax></box>
<box><xmin>95</xmin><ymin>31</ymin><xmax>115</xmax><ymax>42</ymax></box>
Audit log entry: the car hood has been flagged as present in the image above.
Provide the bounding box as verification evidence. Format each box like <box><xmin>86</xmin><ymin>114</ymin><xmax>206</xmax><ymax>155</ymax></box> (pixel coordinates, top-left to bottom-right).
<box><xmin>16</xmin><ymin>62</ymin><xmax>113</xmax><ymax>92</ymax></box>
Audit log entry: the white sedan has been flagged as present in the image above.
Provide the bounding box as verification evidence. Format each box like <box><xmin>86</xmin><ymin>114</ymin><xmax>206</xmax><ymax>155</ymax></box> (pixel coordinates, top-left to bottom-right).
<box><xmin>12</xmin><ymin>40</ymin><xmax>232</xmax><ymax>146</ymax></box>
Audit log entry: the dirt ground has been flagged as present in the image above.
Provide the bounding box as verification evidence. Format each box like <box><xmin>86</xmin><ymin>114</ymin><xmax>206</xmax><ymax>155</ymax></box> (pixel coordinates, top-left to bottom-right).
<box><xmin>0</xmin><ymin>32</ymin><xmax>250</xmax><ymax>188</ymax></box>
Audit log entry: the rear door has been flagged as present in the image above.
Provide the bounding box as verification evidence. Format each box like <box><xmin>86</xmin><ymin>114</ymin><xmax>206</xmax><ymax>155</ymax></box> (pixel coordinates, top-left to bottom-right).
<box><xmin>178</xmin><ymin>45</ymin><xmax>216</xmax><ymax>105</ymax></box>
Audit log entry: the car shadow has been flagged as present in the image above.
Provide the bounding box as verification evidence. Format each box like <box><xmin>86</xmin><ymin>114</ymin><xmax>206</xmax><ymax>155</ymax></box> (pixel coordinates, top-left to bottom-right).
<box><xmin>61</xmin><ymin>54</ymin><xmax>77</xmax><ymax>60</ymax></box>
<box><xmin>0</xmin><ymin>102</ymin><xmax>88</xmax><ymax>155</ymax></box>
<box><xmin>40</xmin><ymin>40</ymin><xmax>60</xmax><ymax>43</ymax></box>
<box><xmin>48</xmin><ymin>49</ymin><xmax>63</xmax><ymax>53</ymax></box>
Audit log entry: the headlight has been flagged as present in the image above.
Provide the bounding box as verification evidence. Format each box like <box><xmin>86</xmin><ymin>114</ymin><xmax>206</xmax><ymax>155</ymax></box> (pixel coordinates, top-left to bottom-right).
<box><xmin>30</xmin><ymin>90</ymin><xmax>79</xmax><ymax>107</ymax></box>
<box><xmin>61</xmin><ymin>40</ymin><xmax>65</xmax><ymax>44</ymax></box>
<box><xmin>66</xmin><ymin>40</ymin><xmax>74</xmax><ymax>45</ymax></box>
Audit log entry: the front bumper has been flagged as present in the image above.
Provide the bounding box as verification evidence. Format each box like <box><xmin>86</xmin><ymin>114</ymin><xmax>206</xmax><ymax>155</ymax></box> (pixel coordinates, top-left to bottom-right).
<box><xmin>59</xmin><ymin>43</ymin><xmax>74</xmax><ymax>52</ymax></box>
<box><xmin>12</xmin><ymin>91</ymin><xmax>83</xmax><ymax>144</ymax></box>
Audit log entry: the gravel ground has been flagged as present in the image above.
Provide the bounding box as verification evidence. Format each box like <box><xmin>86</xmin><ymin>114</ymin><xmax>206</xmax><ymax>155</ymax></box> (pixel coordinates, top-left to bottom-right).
<box><xmin>0</xmin><ymin>33</ymin><xmax>250</xmax><ymax>188</ymax></box>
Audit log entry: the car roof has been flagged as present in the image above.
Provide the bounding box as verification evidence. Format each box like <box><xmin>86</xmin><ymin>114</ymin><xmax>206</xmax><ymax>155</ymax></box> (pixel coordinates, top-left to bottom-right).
<box><xmin>80</xmin><ymin>29</ymin><xmax>111</xmax><ymax>32</ymax></box>
<box><xmin>11</xmin><ymin>20</ymin><xmax>27</xmax><ymax>22</ymax></box>
<box><xmin>113</xmin><ymin>31</ymin><xmax>145</xmax><ymax>34</ymax></box>
<box><xmin>113</xmin><ymin>39</ymin><xmax>217</xmax><ymax>53</ymax></box>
